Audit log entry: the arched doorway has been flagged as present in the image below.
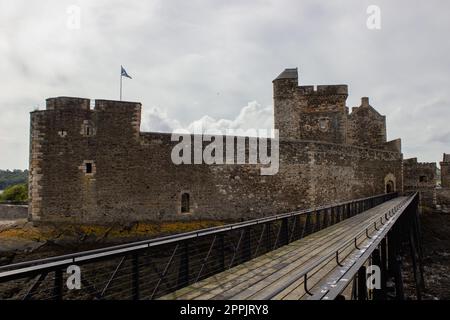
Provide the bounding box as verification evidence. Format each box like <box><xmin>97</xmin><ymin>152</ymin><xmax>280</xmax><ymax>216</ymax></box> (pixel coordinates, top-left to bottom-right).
<box><xmin>386</xmin><ymin>180</ymin><xmax>394</xmax><ymax>193</ymax></box>
<box><xmin>384</xmin><ymin>173</ymin><xmax>396</xmax><ymax>194</ymax></box>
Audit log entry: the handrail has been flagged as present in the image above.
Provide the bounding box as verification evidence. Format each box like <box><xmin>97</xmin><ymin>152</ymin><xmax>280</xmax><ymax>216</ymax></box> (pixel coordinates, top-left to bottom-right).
<box><xmin>317</xmin><ymin>193</ymin><xmax>418</xmax><ymax>300</ymax></box>
<box><xmin>260</xmin><ymin>193</ymin><xmax>415</xmax><ymax>300</ymax></box>
<box><xmin>0</xmin><ymin>192</ymin><xmax>397</xmax><ymax>277</ymax></box>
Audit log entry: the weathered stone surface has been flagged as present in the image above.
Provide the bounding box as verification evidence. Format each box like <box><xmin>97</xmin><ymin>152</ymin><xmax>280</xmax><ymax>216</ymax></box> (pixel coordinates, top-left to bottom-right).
<box><xmin>403</xmin><ymin>157</ymin><xmax>437</xmax><ymax>209</ymax></box>
<box><xmin>0</xmin><ymin>204</ymin><xmax>28</xmax><ymax>220</ymax></box>
<box><xmin>28</xmin><ymin>69</ymin><xmax>404</xmax><ymax>225</ymax></box>
<box><xmin>440</xmin><ymin>153</ymin><xmax>450</xmax><ymax>188</ymax></box>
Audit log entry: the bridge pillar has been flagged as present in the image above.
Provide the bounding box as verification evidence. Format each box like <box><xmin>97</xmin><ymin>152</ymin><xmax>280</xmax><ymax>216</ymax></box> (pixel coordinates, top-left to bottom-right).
<box><xmin>409</xmin><ymin>228</ymin><xmax>422</xmax><ymax>300</ymax></box>
<box><xmin>372</xmin><ymin>247</ymin><xmax>387</xmax><ymax>300</ymax></box>
<box><xmin>357</xmin><ymin>266</ymin><xmax>367</xmax><ymax>300</ymax></box>
<box><xmin>388</xmin><ymin>224</ymin><xmax>405</xmax><ymax>300</ymax></box>
<box><xmin>380</xmin><ymin>238</ymin><xmax>388</xmax><ymax>297</ymax></box>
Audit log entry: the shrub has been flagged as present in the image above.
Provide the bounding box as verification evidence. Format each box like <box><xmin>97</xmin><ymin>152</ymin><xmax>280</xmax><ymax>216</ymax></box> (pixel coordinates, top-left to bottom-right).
<box><xmin>0</xmin><ymin>183</ymin><xmax>28</xmax><ymax>202</ymax></box>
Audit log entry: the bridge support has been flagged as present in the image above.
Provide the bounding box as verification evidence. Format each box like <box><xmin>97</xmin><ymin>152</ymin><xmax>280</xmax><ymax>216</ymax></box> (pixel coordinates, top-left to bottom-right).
<box><xmin>356</xmin><ymin>266</ymin><xmax>367</xmax><ymax>300</ymax></box>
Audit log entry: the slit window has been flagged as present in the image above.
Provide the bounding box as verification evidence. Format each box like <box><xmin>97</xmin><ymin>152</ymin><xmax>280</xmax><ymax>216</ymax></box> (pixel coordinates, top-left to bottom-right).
<box><xmin>181</xmin><ymin>193</ymin><xmax>190</xmax><ymax>213</ymax></box>
<box><xmin>85</xmin><ymin>162</ymin><xmax>93</xmax><ymax>174</ymax></box>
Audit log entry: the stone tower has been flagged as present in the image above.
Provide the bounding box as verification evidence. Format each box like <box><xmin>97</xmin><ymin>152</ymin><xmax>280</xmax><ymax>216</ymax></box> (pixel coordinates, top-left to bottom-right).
<box><xmin>28</xmin><ymin>97</ymin><xmax>141</xmax><ymax>222</ymax></box>
<box><xmin>441</xmin><ymin>153</ymin><xmax>450</xmax><ymax>188</ymax></box>
<box><xmin>273</xmin><ymin>68</ymin><xmax>348</xmax><ymax>143</ymax></box>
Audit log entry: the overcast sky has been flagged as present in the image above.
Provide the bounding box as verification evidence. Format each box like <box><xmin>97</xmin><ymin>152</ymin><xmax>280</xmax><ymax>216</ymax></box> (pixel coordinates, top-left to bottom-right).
<box><xmin>0</xmin><ymin>0</ymin><xmax>449</xmax><ymax>169</ymax></box>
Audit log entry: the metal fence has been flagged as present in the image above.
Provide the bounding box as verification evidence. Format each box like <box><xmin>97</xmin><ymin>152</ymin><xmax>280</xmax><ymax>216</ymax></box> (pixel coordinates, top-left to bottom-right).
<box><xmin>0</xmin><ymin>192</ymin><xmax>397</xmax><ymax>300</ymax></box>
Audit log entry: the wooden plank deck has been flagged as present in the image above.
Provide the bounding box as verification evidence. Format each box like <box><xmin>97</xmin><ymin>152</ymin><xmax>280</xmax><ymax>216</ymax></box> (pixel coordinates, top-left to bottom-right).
<box><xmin>160</xmin><ymin>197</ymin><xmax>407</xmax><ymax>300</ymax></box>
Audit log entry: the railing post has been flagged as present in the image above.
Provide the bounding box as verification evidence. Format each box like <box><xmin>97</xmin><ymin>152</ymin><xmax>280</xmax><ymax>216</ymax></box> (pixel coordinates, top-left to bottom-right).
<box><xmin>178</xmin><ymin>241</ymin><xmax>190</xmax><ymax>288</ymax></box>
<box><xmin>54</xmin><ymin>268</ymin><xmax>63</xmax><ymax>300</ymax></box>
<box><xmin>220</xmin><ymin>234</ymin><xmax>225</xmax><ymax>271</ymax></box>
<box><xmin>329</xmin><ymin>207</ymin><xmax>335</xmax><ymax>226</ymax></box>
<box><xmin>243</xmin><ymin>227</ymin><xmax>252</xmax><ymax>261</ymax></box>
<box><xmin>301</xmin><ymin>213</ymin><xmax>310</xmax><ymax>238</ymax></box>
<box><xmin>132</xmin><ymin>253</ymin><xmax>140</xmax><ymax>300</ymax></box>
<box><xmin>281</xmin><ymin>218</ymin><xmax>289</xmax><ymax>245</ymax></box>
<box><xmin>322</xmin><ymin>209</ymin><xmax>329</xmax><ymax>228</ymax></box>
<box><xmin>265</xmin><ymin>223</ymin><xmax>272</xmax><ymax>251</ymax></box>
<box><xmin>295</xmin><ymin>215</ymin><xmax>302</xmax><ymax>240</ymax></box>
<box><xmin>315</xmin><ymin>210</ymin><xmax>321</xmax><ymax>231</ymax></box>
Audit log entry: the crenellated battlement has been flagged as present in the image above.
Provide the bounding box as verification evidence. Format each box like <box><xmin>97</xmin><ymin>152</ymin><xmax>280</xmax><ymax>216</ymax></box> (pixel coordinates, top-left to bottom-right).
<box><xmin>46</xmin><ymin>97</ymin><xmax>90</xmax><ymax>111</ymax></box>
<box><xmin>443</xmin><ymin>153</ymin><xmax>450</xmax><ymax>163</ymax></box>
<box><xmin>273</xmin><ymin>69</ymin><xmax>348</xmax><ymax>98</ymax></box>
<box><xmin>94</xmin><ymin>99</ymin><xmax>141</xmax><ymax>111</ymax></box>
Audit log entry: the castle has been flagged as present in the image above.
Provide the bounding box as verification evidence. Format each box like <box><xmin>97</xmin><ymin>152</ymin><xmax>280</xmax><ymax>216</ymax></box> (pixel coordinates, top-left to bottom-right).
<box><xmin>29</xmin><ymin>68</ymin><xmax>444</xmax><ymax>224</ymax></box>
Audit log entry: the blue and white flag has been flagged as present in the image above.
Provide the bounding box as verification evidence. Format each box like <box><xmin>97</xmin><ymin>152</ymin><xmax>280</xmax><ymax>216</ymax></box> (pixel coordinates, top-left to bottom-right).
<box><xmin>121</xmin><ymin>65</ymin><xmax>132</xmax><ymax>79</ymax></box>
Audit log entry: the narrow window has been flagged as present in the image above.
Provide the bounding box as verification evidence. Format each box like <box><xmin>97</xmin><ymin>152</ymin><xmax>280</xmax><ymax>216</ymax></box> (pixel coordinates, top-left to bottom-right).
<box><xmin>86</xmin><ymin>162</ymin><xmax>92</xmax><ymax>174</ymax></box>
<box><xmin>86</xmin><ymin>126</ymin><xmax>91</xmax><ymax>136</ymax></box>
<box><xmin>181</xmin><ymin>193</ymin><xmax>190</xmax><ymax>213</ymax></box>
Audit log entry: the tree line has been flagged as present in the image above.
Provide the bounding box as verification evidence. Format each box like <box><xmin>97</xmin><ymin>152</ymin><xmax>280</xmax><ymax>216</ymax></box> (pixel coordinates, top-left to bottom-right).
<box><xmin>0</xmin><ymin>169</ymin><xmax>28</xmax><ymax>203</ymax></box>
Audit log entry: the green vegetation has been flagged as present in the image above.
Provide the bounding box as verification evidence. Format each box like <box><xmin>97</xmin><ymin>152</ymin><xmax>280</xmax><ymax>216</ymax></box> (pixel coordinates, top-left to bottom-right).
<box><xmin>0</xmin><ymin>183</ymin><xmax>28</xmax><ymax>202</ymax></box>
<box><xmin>0</xmin><ymin>169</ymin><xmax>28</xmax><ymax>190</ymax></box>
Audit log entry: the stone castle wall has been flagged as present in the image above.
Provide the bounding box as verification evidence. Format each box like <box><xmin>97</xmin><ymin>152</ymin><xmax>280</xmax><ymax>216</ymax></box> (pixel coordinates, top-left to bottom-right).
<box><xmin>29</xmin><ymin>98</ymin><xmax>403</xmax><ymax>224</ymax></box>
<box><xmin>29</xmin><ymin>69</ymin><xmax>404</xmax><ymax>224</ymax></box>
<box><xmin>440</xmin><ymin>153</ymin><xmax>450</xmax><ymax>188</ymax></box>
<box><xmin>403</xmin><ymin>158</ymin><xmax>437</xmax><ymax>209</ymax></box>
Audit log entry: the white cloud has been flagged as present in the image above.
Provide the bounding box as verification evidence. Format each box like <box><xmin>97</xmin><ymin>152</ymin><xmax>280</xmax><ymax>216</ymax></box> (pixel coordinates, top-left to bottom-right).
<box><xmin>1</xmin><ymin>0</ymin><xmax>450</xmax><ymax>168</ymax></box>
<box><xmin>141</xmin><ymin>106</ymin><xmax>182</xmax><ymax>133</ymax></box>
<box><xmin>142</xmin><ymin>101</ymin><xmax>273</xmax><ymax>136</ymax></box>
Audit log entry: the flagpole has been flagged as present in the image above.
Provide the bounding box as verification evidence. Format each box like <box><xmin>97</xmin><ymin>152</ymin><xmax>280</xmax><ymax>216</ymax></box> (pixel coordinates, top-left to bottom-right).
<box><xmin>120</xmin><ymin>73</ymin><xmax>122</xmax><ymax>101</ymax></box>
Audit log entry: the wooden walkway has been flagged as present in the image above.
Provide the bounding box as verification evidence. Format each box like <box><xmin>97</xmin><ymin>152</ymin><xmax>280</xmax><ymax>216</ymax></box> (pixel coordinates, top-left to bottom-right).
<box><xmin>160</xmin><ymin>196</ymin><xmax>407</xmax><ymax>300</ymax></box>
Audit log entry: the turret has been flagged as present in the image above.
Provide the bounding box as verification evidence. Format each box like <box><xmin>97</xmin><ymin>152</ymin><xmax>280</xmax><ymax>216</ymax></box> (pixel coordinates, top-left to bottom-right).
<box><xmin>441</xmin><ymin>153</ymin><xmax>450</xmax><ymax>188</ymax></box>
<box><xmin>273</xmin><ymin>67</ymin><xmax>348</xmax><ymax>143</ymax></box>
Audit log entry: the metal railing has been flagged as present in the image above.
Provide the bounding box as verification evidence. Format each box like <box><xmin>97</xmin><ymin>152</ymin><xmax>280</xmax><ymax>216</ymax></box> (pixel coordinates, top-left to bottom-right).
<box><xmin>0</xmin><ymin>192</ymin><xmax>397</xmax><ymax>300</ymax></box>
<box><xmin>261</xmin><ymin>193</ymin><xmax>417</xmax><ymax>300</ymax></box>
<box><xmin>317</xmin><ymin>192</ymin><xmax>420</xmax><ymax>300</ymax></box>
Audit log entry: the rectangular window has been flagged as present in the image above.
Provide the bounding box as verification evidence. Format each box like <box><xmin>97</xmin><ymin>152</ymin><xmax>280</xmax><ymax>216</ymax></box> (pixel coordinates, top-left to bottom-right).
<box><xmin>86</xmin><ymin>163</ymin><xmax>92</xmax><ymax>174</ymax></box>
<box><xmin>181</xmin><ymin>193</ymin><xmax>190</xmax><ymax>213</ymax></box>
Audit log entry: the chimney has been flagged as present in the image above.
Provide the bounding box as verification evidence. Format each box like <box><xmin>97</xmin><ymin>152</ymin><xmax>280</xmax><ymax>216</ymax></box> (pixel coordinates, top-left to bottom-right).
<box><xmin>361</xmin><ymin>97</ymin><xmax>369</xmax><ymax>107</ymax></box>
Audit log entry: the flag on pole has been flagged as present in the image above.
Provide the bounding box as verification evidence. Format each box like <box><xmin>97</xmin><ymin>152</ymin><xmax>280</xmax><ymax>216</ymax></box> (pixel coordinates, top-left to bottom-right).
<box><xmin>120</xmin><ymin>65</ymin><xmax>132</xmax><ymax>101</ymax></box>
<box><xmin>121</xmin><ymin>65</ymin><xmax>132</xmax><ymax>79</ymax></box>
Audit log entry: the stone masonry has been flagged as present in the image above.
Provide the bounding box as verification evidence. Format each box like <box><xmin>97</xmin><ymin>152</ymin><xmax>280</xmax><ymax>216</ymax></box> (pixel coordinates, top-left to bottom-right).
<box><xmin>28</xmin><ymin>68</ymin><xmax>404</xmax><ymax>224</ymax></box>
<box><xmin>403</xmin><ymin>158</ymin><xmax>437</xmax><ymax>209</ymax></box>
<box><xmin>437</xmin><ymin>154</ymin><xmax>450</xmax><ymax>213</ymax></box>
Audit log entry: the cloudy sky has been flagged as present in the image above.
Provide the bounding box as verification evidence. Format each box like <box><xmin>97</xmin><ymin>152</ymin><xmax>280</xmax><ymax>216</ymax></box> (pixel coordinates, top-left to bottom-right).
<box><xmin>0</xmin><ymin>0</ymin><xmax>449</xmax><ymax>169</ymax></box>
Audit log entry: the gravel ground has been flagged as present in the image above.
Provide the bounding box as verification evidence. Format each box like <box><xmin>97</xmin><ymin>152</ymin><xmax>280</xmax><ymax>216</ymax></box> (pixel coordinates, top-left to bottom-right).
<box><xmin>403</xmin><ymin>211</ymin><xmax>450</xmax><ymax>300</ymax></box>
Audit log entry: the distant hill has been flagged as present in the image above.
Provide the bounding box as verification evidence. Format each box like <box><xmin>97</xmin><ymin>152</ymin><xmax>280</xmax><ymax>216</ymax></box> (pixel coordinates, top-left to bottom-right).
<box><xmin>0</xmin><ymin>169</ymin><xmax>28</xmax><ymax>190</ymax></box>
